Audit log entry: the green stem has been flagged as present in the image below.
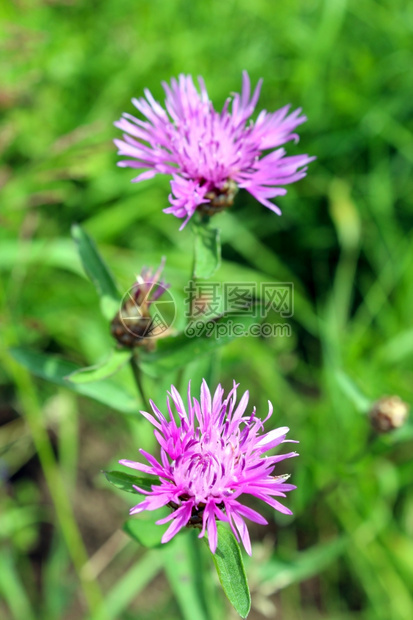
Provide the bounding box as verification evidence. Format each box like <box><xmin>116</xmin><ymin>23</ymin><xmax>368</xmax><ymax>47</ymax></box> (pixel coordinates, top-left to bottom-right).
<box><xmin>4</xmin><ymin>353</ymin><xmax>105</xmax><ymax>617</ymax></box>
<box><xmin>190</xmin><ymin>211</ymin><xmax>209</xmax><ymax>280</ymax></box>
<box><xmin>130</xmin><ymin>354</ymin><xmax>147</xmax><ymax>405</ymax></box>
<box><xmin>191</xmin><ymin>227</ymin><xmax>197</xmax><ymax>282</ymax></box>
<box><xmin>1</xmin><ymin>267</ymin><xmax>104</xmax><ymax>616</ymax></box>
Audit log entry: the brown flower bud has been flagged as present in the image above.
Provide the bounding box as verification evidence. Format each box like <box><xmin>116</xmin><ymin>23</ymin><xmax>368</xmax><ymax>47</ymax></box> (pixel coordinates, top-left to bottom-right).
<box><xmin>110</xmin><ymin>303</ymin><xmax>157</xmax><ymax>350</ymax></box>
<box><xmin>369</xmin><ymin>396</ymin><xmax>409</xmax><ymax>433</ymax></box>
<box><xmin>110</xmin><ymin>260</ymin><xmax>174</xmax><ymax>350</ymax></box>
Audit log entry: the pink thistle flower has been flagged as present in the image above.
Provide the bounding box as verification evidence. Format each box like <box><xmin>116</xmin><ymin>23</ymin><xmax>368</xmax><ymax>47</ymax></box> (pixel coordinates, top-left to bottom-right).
<box><xmin>114</xmin><ymin>72</ymin><xmax>315</xmax><ymax>229</ymax></box>
<box><xmin>120</xmin><ymin>380</ymin><xmax>298</xmax><ymax>555</ymax></box>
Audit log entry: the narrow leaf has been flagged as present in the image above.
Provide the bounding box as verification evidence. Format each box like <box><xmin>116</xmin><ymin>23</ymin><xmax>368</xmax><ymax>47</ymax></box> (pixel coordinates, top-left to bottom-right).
<box><xmin>259</xmin><ymin>536</ymin><xmax>348</xmax><ymax>591</ymax></box>
<box><xmin>193</xmin><ymin>218</ymin><xmax>221</xmax><ymax>279</ymax></box>
<box><xmin>67</xmin><ymin>349</ymin><xmax>132</xmax><ymax>384</ymax></box>
<box><xmin>91</xmin><ymin>550</ymin><xmax>163</xmax><ymax>620</ymax></box>
<box><xmin>104</xmin><ymin>470</ymin><xmax>155</xmax><ymax>494</ymax></box>
<box><xmin>335</xmin><ymin>370</ymin><xmax>371</xmax><ymax>413</ymax></box>
<box><xmin>71</xmin><ymin>223</ymin><xmax>120</xmax><ymax>320</ymax></box>
<box><xmin>0</xmin><ymin>548</ymin><xmax>36</xmax><ymax>620</ymax></box>
<box><xmin>208</xmin><ymin>522</ymin><xmax>251</xmax><ymax>618</ymax></box>
<box><xmin>0</xmin><ymin>507</ymin><xmax>43</xmax><ymax>540</ymax></box>
<box><xmin>9</xmin><ymin>347</ymin><xmax>137</xmax><ymax>414</ymax></box>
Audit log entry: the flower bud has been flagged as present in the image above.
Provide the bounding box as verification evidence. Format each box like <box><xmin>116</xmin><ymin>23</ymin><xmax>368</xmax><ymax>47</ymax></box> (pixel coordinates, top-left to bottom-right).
<box><xmin>369</xmin><ymin>395</ymin><xmax>409</xmax><ymax>433</ymax></box>
<box><xmin>111</xmin><ymin>260</ymin><xmax>172</xmax><ymax>350</ymax></box>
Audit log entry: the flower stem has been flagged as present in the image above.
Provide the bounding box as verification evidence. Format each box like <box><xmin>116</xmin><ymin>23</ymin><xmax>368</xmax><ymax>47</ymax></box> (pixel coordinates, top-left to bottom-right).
<box><xmin>130</xmin><ymin>354</ymin><xmax>147</xmax><ymax>405</ymax></box>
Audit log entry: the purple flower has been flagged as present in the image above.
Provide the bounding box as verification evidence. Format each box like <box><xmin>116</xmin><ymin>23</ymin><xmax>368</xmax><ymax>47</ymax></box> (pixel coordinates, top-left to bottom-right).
<box><xmin>120</xmin><ymin>380</ymin><xmax>298</xmax><ymax>555</ymax></box>
<box><xmin>114</xmin><ymin>72</ymin><xmax>315</xmax><ymax>229</ymax></box>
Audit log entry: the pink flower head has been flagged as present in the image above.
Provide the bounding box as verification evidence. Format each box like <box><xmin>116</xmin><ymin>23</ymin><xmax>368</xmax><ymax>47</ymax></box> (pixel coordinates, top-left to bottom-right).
<box><xmin>114</xmin><ymin>72</ymin><xmax>315</xmax><ymax>229</ymax></box>
<box><xmin>120</xmin><ymin>380</ymin><xmax>298</xmax><ymax>555</ymax></box>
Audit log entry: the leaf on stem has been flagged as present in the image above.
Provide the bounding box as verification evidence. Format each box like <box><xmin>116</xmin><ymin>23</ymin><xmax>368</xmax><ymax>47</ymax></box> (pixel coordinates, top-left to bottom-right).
<box><xmin>71</xmin><ymin>223</ymin><xmax>120</xmax><ymax>320</ymax></box>
<box><xmin>207</xmin><ymin>522</ymin><xmax>251</xmax><ymax>618</ymax></box>
<box><xmin>9</xmin><ymin>347</ymin><xmax>137</xmax><ymax>414</ymax></box>
<box><xmin>66</xmin><ymin>349</ymin><xmax>132</xmax><ymax>384</ymax></box>
<box><xmin>103</xmin><ymin>470</ymin><xmax>156</xmax><ymax>494</ymax></box>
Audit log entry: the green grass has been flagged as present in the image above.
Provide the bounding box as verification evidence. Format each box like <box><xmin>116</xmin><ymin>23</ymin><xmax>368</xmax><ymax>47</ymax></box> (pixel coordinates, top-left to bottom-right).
<box><xmin>1</xmin><ymin>0</ymin><xmax>413</xmax><ymax>618</ymax></box>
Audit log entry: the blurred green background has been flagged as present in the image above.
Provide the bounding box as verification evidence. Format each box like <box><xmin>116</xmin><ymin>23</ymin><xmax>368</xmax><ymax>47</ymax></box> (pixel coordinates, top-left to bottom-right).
<box><xmin>1</xmin><ymin>0</ymin><xmax>413</xmax><ymax>618</ymax></box>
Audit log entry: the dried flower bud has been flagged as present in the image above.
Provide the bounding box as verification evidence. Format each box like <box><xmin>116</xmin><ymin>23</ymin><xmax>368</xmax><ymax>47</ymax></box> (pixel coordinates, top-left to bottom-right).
<box><xmin>369</xmin><ymin>396</ymin><xmax>409</xmax><ymax>433</ymax></box>
<box><xmin>111</xmin><ymin>260</ymin><xmax>174</xmax><ymax>350</ymax></box>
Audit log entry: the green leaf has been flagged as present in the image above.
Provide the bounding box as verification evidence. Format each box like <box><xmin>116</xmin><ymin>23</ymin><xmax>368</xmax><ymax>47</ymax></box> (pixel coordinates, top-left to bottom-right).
<box><xmin>0</xmin><ymin>548</ymin><xmax>36</xmax><ymax>620</ymax></box>
<box><xmin>193</xmin><ymin>218</ymin><xmax>221</xmax><ymax>279</ymax></box>
<box><xmin>123</xmin><ymin>519</ymin><xmax>166</xmax><ymax>548</ymax></box>
<box><xmin>90</xmin><ymin>550</ymin><xmax>163</xmax><ymax>620</ymax></box>
<box><xmin>208</xmin><ymin>522</ymin><xmax>251</xmax><ymax>619</ymax></box>
<box><xmin>259</xmin><ymin>536</ymin><xmax>348</xmax><ymax>591</ymax></box>
<box><xmin>335</xmin><ymin>370</ymin><xmax>372</xmax><ymax>413</ymax></box>
<box><xmin>0</xmin><ymin>239</ymin><xmax>83</xmax><ymax>275</ymax></box>
<box><xmin>9</xmin><ymin>348</ymin><xmax>137</xmax><ymax>414</ymax></box>
<box><xmin>71</xmin><ymin>223</ymin><xmax>120</xmax><ymax>320</ymax></box>
<box><xmin>139</xmin><ymin>313</ymin><xmax>256</xmax><ymax>377</ymax></box>
<box><xmin>103</xmin><ymin>470</ymin><xmax>155</xmax><ymax>494</ymax></box>
<box><xmin>66</xmin><ymin>348</ymin><xmax>132</xmax><ymax>384</ymax></box>
<box><xmin>0</xmin><ymin>507</ymin><xmax>43</xmax><ymax>540</ymax></box>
